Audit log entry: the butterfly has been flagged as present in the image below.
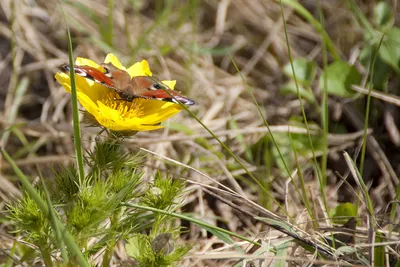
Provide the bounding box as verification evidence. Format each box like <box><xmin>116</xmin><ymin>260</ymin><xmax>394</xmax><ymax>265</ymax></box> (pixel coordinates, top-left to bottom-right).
<box><xmin>60</xmin><ymin>62</ymin><xmax>196</xmax><ymax>105</ymax></box>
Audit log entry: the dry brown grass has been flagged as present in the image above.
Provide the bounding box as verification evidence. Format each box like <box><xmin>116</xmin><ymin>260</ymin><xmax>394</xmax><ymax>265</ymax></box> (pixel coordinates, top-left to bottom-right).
<box><xmin>1</xmin><ymin>0</ymin><xmax>400</xmax><ymax>266</ymax></box>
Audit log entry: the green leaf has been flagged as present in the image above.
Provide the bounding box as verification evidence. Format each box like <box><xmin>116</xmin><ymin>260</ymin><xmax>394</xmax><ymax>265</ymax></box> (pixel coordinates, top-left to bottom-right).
<box><xmin>379</xmin><ymin>27</ymin><xmax>400</xmax><ymax>73</ymax></box>
<box><xmin>283</xmin><ymin>58</ymin><xmax>317</xmax><ymax>86</ymax></box>
<box><xmin>202</xmin><ymin>225</ymin><xmax>236</xmax><ymax>246</ymax></box>
<box><xmin>374</xmin><ymin>2</ymin><xmax>393</xmax><ymax>30</ymax></box>
<box><xmin>330</xmin><ymin>202</ymin><xmax>357</xmax><ymax>225</ymax></box>
<box><xmin>360</xmin><ymin>46</ymin><xmax>390</xmax><ymax>90</ymax></box>
<box><xmin>280</xmin><ymin>81</ymin><xmax>316</xmax><ymax>104</ymax></box>
<box><xmin>319</xmin><ymin>61</ymin><xmax>362</xmax><ymax>97</ymax></box>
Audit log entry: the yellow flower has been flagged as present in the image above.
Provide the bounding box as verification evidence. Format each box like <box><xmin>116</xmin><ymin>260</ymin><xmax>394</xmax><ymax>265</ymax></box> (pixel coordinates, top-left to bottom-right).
<box><xmin>55</xmin><ymin>54</ymin><xmax>184</xmax><ymax>132</ymax></box>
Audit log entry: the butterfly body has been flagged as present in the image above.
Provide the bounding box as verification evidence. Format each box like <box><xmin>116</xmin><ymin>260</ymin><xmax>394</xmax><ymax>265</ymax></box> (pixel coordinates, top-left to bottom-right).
<box><xmin>60</xmin><ymin>63</ymin><xmax>196</xmax><ymax>105</ymax></box>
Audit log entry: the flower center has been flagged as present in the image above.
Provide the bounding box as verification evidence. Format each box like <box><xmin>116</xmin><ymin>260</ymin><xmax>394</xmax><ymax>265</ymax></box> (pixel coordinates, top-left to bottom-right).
<box><xmin>101</xmin><ymin>91</ymin><xmax>145</xmax><ymax>118</ymax></box>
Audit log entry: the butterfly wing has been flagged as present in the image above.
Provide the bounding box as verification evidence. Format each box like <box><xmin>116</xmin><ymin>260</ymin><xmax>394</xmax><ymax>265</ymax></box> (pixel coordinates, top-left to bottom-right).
<box><xmin>60</xmin><ymin>64</ymin><xmax>115</xmax><ymax>88</ymax></box>
<box><xmin>132</xmin><ymin>76</ymin><xmax>196</xmax><ymax>105</ymax></box>
<box><xmin>60</xmin><ymin>63</ymin><xmax>196</xmax><ymax>105</ymax></box>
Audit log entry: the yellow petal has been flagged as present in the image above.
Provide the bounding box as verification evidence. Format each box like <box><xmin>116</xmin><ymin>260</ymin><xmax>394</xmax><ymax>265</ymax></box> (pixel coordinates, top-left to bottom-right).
<box><xmin>161</xmin><ymin>80</ymin><xmax>176</xmax><ymax>90</ymax></box>
<box><xmin>55</xmin><ymin>69</ymin><xmax>110</xmax><ymax>103</ymax></box>
<box><xmin>104</xmin><ymin>54</ymin><xmax>126</xmax><ymax>70</ymax></box>
<box><xmin>127</xmin><ymin>60</ymin><xmax>152</xmax><ymax>77</ymax></box>
<box><xmin>75</xmin><ymin>57</ymin><xmax>100</xmax><ymax>68</ymax></box>
<box><xmin>140</xmin><ymin>104</ymin><xmax>183</xmax><ymax>124</ymax></box>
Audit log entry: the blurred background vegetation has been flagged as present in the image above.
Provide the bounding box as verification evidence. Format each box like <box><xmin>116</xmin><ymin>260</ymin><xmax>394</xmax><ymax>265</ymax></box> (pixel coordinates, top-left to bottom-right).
<box><xmin>1</xmin><ymin>0</ymin><xmax>400</xmax><ymax>266</ymax></box>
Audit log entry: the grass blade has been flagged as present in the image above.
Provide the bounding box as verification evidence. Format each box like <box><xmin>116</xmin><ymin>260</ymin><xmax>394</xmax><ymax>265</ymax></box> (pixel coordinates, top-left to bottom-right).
<box><xmin>123</xmin><ymin>203</ymin><xmax>259</xmax><ymax>246</ymax></box>
<box><xmin>59</xmin><ymin>4</ymin><xmax>85</xmax><ymax>185</ymax></box>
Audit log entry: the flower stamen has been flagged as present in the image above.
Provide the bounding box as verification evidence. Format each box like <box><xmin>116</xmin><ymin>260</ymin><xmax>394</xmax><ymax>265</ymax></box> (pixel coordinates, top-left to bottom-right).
<box><xmin>101</xmin><ymin>91</ymin><xmax>144</xmax><ymax>119</ymax></box>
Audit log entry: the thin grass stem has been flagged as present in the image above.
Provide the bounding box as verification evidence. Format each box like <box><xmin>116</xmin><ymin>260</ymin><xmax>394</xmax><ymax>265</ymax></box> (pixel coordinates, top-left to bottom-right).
<box><xmin>60</xmin><ymin>5</ymin><xmax>85</xmax><ymax>185</ymax></box>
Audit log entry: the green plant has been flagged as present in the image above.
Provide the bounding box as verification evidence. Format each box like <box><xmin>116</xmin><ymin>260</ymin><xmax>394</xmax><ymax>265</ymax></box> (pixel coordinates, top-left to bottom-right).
<box><xmin>6</xmin><ymin>140</ymin><xmax>189</xmax><ymax>266</ymax></box>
